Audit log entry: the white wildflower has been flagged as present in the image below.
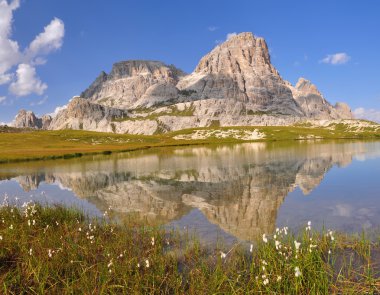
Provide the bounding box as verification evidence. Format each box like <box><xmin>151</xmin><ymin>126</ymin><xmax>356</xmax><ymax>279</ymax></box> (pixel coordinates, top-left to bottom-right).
<box><xmin>263</xmin><ymin>278</ymin><xmax>269</xmax><ymax>285</ymax></box>
<box><xmin>275</xmin><ymin>240</ymin><xmax>281</xmax><ymax>250</ymax></box>
<box><xmin>250</xmin><ymin>244</ymin><xmax>253</xmax><ymax>253</ymax></box>
<box><xmin>277</xmin><ymin>276</ymin><xmax>282</xmax><ymax>282</ymax></box>
<box><xmin>0</xmin><ymin>235</ymin><xmax>2</xmax><ymax>240</ymax></box>
<box><xmin>294</xmin><ymin>240</ymin><xmax>301</xmax><ymax>251</ymax></box>
<box><xmin>48</xmin><ymin>249</ymin><xmax>52</xmax><ymax>258</ymax></box>
<box><xmin>295</xmin><ymin>266</ymin><xmax>302</xmax><ymax>277</ymax></box>
<box><xmin>262</xmin><ymin>234</ymin><xmax>268</xmax><ymax>243</ymax></box>
<box><xmin>220</xmin><ymin>251</ymin><xmax>227</xmax><ymax>259</ymax></box>
<box><xmin>107</xmin><ymin>260</ymin><xmax>113</xmax><ymax>268</ymax></box>
<box><xmin>145</xmin><ymin>259</ymin><xmax>150</xmax><ymax>268</ymax></box>
<box><xmin>29</xmin><ymin>248</ymin><xmax>33</xmax><ymax>256</ymax></box>
<box><xmin>151</xmin><ymin>237</ymin><xmax>155</xmax><ymax>246</ymax></box>
<box><xmin>9</xmin><ymin>224</ymin><xmax>13</xmax><ymax>230</ymax></box>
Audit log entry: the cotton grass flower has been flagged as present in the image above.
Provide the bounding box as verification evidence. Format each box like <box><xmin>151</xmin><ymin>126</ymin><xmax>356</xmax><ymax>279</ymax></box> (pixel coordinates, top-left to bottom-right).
<box><xmin>145</xmin><ymin>259</ymin><xmax>150</xmax><ymax>268</ymax></box>
<box><xmin>0</xmin><ymin>235</ymin><xmax>3</xmax><ymax>240</ymax></box>
<box><xmin>250</xmin><ymin>244</ymin><xmax>253</xmax><ymax>253</ymax></box>
<box><xmin>277</xmin><ymin>276</ymin><xmax>282</xmax><ymax>282</ymax></box>
<box><xmin>220</xmin><ymin>251</ymin><xmax>227</xmax><ymax>259</ymax></box>
<box><xmin>262</xmin><ymin>234</ymin><xmax>268</xmax><ymax>243</ymax></box>
<box><xmin>263</xmin><ymin>278</ymin><xmax>269</xmax><ymax>285</ymax></box>
<box><xmin>294</xmin><ymin>266</ymin><xmax>302</xmax><ymax>277</ymax></box>
<box><xmin>294</xmin><ymin>240</ymin><xmax>301</xmax><ymax>251</ymax></box>
<box><xmin>151</xmin><ymin>237</ymin><xmax>155</xmax><ymax>246</ymax></box>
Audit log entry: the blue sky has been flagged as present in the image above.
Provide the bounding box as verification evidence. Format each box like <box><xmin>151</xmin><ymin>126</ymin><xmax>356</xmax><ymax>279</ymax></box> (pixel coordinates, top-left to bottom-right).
<box><xmin>0</xmin><ymin>0</ymin><xmax>379</xmax><ymax>123</ymax></box>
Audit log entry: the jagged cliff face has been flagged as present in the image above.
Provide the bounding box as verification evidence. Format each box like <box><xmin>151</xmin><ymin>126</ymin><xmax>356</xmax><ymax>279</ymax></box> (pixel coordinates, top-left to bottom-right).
<box><xmin>178</xmin><ymin>33</ymin><xmax>302</xmax><ymax>116</ymax></box>
<box><xmin>48</xmin><ymin>97</ymin><xmax>126</xmax><ymax>131</ymax></box>
<box><xmin>14</xmin><ymin>32</ymin><xmax>356</xmax><ymax>133</ymax></box>
<box><xmin>12</xmin><ymin>110</ymin><xmax>52</xmax><ymax>129</ymax></box>
<box><xmin>4</xmin><ymin>141</ymin><xmax>367</xmax><ymax>241</ymax></box>
<box><xmin>290</xmin><ymin>78</ymin><xmax>353</xmax><ymax>119</ymax></box>
<box><xmin>81</xmin><ymin>61</ymin><xmax>185</xmax><ymax>109</ymax></box>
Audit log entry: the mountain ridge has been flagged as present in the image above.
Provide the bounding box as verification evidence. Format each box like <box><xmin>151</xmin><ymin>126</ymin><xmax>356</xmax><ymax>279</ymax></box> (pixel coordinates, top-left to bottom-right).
<box><xmin>12</xmin><ymin>32</ymin><xmax>357</xmax><ymax>134</ymax></box>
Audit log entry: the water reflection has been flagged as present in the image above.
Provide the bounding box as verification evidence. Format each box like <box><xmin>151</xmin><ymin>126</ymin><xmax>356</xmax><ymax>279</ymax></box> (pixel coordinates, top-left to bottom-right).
<box><xmin>0</xmin><ymin>140</ymin><xmax>379</xmax><ymax>242</ymax></box>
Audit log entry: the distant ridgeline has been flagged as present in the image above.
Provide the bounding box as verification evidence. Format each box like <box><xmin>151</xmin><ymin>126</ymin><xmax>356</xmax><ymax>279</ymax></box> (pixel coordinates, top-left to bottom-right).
<box><xmin>12</xmin><ymin>32</ymin><xmax>359</xmax><ymax>135</ymax></box>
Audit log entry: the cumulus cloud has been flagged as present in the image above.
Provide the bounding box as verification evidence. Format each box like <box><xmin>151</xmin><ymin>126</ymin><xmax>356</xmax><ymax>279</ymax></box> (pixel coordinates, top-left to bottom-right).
<box><xmin>26</xmin><ymin>18</ymin><xmax>65</xmax><ymax>61</ymax></box>
<box><xmin>226</xmin><ymin>32</ymin><xmax>237</xmax><ymax>40</ymax></box>
<box><xmin>49</xmin><ymin>103</ymin><xmax>68</xmax><ymax>117</ymax></box>
<box><xmin>0</xmin><ymin>0</ymin><xmax>64</xmax><ymax>97</ymax></box>
<box><xmin>9</xmin><ymin>63</ymin><xmax>47</xmax><ymax>96</ymax></box>
<box><xmin>30</xmin><ymin>95</ymin><xmax>47</xmax><ymax>106</ymax></box>
<box><xmin>0</xmin><ymin>0</ymin><xmax>21</xmax><ymax>82</ymax></box>
<box><xmin>353</xmin><ymin>107</ymin><xmax>380</xmax><ymax>123</ymax></box>
<box><xmin>320</xmin><ymin>52</ymin><xmax>351</xmax><ymax>65</ymax></box>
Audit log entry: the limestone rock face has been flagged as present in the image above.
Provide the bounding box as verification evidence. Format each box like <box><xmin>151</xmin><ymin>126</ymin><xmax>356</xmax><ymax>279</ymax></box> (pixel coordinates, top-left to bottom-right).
<box><xmin>81</xmin><ymin>61</ymin><xmax>185</xmax><ymax>109</ymax></box>
<box><xmin>177</xmin><ymin>32</ymin><xmax>303</xmax><ymax>116</ymax></box>
<box><xmin>290</xmin><ymin>78</ymin><xmax>353</xmax><ymax>119</ymax></box>
<box><xmin>13</xmin><ymin>32</ymin><xmax>357</xmax><ymax>134</ymax></box>
<box><xmin>41</xmin><ymin>115</ymin><xmax>52</xmax><ymax>129</ymax></box>
<box><xmin>12</xmin><ymin>110</ymin><xmax>42</xmax><ymax>129</ymax></box>
<box><xmin>334</xmin><ymin>102</ymin><xmax>353</xmax><ymax>119</ymax></box>
<box><xmin>49</xmin><ymin>97</ymin><xmax>126</xmax><ymax>131</ymax></box>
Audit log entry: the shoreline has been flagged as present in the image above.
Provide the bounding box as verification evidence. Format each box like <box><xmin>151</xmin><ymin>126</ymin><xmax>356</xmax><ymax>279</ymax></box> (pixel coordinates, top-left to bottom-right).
<box><xmin>0</xmin><ymin>126</ymin><xmax>379</xmax><ymax>164</ymax></box>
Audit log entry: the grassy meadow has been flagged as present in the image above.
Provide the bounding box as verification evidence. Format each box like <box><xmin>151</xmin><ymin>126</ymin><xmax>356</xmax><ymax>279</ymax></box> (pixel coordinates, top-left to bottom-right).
<box><xmin>0</xmin><ymin>202</ymin><xmax>379</xmax><ymax>294</ymax></box>
<box><xmin>0</xmin><ymin>122</ymin><xmax>379</xmax><ymax>163</ymax></box>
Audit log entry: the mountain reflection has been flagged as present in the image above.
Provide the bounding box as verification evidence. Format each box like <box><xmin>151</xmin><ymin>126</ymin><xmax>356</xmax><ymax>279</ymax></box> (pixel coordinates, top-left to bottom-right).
<box><xmin>0</xmin><ymin>140</ymin><xmax>377</xmax><ymax>241</ymax></box>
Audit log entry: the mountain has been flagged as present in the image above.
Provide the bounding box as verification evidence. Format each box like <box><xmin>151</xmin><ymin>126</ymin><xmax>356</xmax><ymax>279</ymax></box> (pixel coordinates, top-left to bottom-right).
<box><xmin>13</xmin><ymin>32</ymin><xmax>356</xmax><ymax>134</ymax></box>
<box><xmin>12</xmin><ymin>110</ymin><xmax>52</xmax><ymax>129</ymax></box>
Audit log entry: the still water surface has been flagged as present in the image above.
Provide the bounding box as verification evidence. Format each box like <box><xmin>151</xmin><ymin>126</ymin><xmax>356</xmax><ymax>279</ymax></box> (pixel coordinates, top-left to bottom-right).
<box><xmin>0</xmin><ymin>140</ymin><xmax>379</xmax><ymax>244</ymax></box>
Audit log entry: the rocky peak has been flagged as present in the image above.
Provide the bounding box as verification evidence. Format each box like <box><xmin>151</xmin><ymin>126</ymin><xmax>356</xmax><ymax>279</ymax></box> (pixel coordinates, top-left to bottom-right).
<box><xmin>295</xmin><ymin>78</ymin><xmax>322</xmax><ymax>97</ymax></box>
<box><xmin>290</xmin><ymin>77</ymin><xmax>353</xmax><ymax>119</ymax></box>
<box><xmin>195</xmin><ymin>32</ymin><xmax>279</xmax><ymax>77</ymax></box>
<box><xmin>81</xmin><ymin>60</ymin><xmax>185</xmax><ymax>109</ymax></box>
<box><xmin>12</xmin><ymin>110</ymin><xmax>42</xmax><ymax>129</ymax></box>
<box><xmin>108</xmin><ymin>60</ymin><xmax>184</xmax><ymax>81</ymax></box>
<box><xmin>178</xmin><ymin>32</ymin><xmax>302</xmax><ymax>115</ymax></box>
<box><xmin>334</xmin><ymin>102</ymin><xmax>353</xmax><ymax>119</ymax></box>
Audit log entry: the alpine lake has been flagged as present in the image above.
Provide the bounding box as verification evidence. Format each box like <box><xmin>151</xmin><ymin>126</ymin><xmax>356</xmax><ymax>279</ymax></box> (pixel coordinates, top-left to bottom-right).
<box><xmin>1</xmin><ymin>139</ymin><xmax>380</xmax><ymax>245</ymax></box>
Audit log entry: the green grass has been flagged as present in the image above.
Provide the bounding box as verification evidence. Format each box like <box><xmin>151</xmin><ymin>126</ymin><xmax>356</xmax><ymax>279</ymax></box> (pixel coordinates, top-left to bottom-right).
<box><xmin>0</xmin><ymin>124</ymin><xmax>379</xmax><ymax>163</ymax></box>
<box><xmin>112</xmin><ymin>104</ymin><xmax>196</xmax><ymax>122</ymax></box>
<box><xmin>0</xmin><ymin>204</ymin><xmax>379</xmax><ymax>293</ymax></box>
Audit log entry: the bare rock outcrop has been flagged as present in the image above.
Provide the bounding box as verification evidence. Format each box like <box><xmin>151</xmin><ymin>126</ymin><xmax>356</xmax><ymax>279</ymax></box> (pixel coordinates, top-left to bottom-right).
<box><xmin>290</xmin><ymin>78</ymin><xmax>353</xmax><ymax>119</ymax></box>
<box><xmin>49</xmin><ymin>97</ymin><xmax>126</xmax><ymax>131</ymax></box>
<box><xmin>81</xmin><ymin>61</ymin><xmax>185</xmax><ymax>109</ymax></box>
<box><xmin>12</xmin><ymin>110</ymin><xmax>42</xmax><ymax>129</ymax></box>
<box><xmin>177</xmin><ymin>32</ymin><xmax>303</xmax><ymax>116</ymax></box>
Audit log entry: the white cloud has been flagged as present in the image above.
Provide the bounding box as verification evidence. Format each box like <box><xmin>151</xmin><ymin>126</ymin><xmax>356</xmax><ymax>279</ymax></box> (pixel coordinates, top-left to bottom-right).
<box><xmin>0</xmin><ymin>1</ymin><xmax>64</xmax><ymax>98</ymax></box>
<box><xmin>208</xmin><ymin>26</ymin><xmax>218</xmax><ymax>32</ymax></box>
<box><xmin>30</xmin><ymin>95</ymin><xmax>47</xmax><ymax>106</ymax></box>
<box><xmin>353</xmin><ymin>107</ymin><xmax>380</xmax><ymax>123</ymax></box>
<box><xmin>0</xmin><ymin>95</ymin><xmax>6</xmax><ymax>103</ymax></box>
<box><xmin>0</xmin><ymin>0</ymin><xmax>21</xmax><ymax>82</ymax></box>
<box><xmin>26</xmin><ymin>18</ymin><xmax>65</xmax><ymax>60</ymax></box>
<box><xmin>320</xmin><ymin>52</ymin><xmax>351</xmax><ymax>65</ymax></box>
<box><xmin>226</xmin><ymin>32</ymin><xmax>237</xmax><ymax>40</ymax></box>
<box><xmin>49</xmin><ymin>103</ymin><xmax>67</xmax><ymax>117</ymax></box>
<box><xmin>9</xmin><ymin>63</ymin><xmax>47</xmax><ymax>96</ymax></box>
